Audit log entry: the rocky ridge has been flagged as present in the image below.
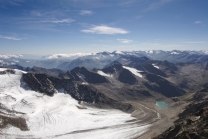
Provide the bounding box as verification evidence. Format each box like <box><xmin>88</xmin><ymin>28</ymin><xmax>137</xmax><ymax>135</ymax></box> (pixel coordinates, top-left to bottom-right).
<box><xmin>154</xmin><ymin>83</ymin><xmax>208</xmax><ymax>139</ymax></box>
<box><xmin>22</xmin><ymin>72</ymin><xmax>132</xmax><ymax>111</ymax></box>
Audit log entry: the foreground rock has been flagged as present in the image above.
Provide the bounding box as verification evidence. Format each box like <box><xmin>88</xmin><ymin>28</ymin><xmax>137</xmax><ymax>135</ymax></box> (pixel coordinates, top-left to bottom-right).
<box><xmin>0</xmin><ymin>69</ymin><xmax>15</xmax><ymax>75</ymax></box>
<box><xmin>22</xmin><ymin>72</ymin><xmax>133</xmax><ymax>112</ymax></box>
<box><xmin>154</xmin><ymin>84</ymin><xmax>208</xmax><ymax>139</ymax></box>
<box><xmin>154</xmin><ymin>102</ymin><xmax>208</xmax><ymax>139</ymax></box>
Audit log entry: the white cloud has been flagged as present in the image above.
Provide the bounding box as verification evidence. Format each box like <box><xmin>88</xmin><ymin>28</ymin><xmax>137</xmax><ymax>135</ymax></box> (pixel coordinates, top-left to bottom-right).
<box><xmin>183</xmin><ymin>41</ymin><xmax>206</xmax><ymax>44</ymax></box>
<box><xmin>117</xmin><ymin>39</ymin><xmax>133</xmax><ymax>43</ymax></box>
<box><xmin>80</xmin><ymin>10</ymin><xmax>93</xmax><ymax>15</ymax></box>
<box><xmin>82</xmin><ymin>25</ymin><xmax>129</xmax><ymax>34</ymax></box>
<box><xmin>195</xmin><ymin>21</ymin><xmax>202</xmax><ymax>24</ymax></box>
<box><xmin>41</xmin><ymin>18</ymin><xmax>75</xmax><ymax>24</ymax></box>
<box><xmin>0</xmin><ymin>35</ymin><xmax>21</xmax><ymax>41</ymax></box>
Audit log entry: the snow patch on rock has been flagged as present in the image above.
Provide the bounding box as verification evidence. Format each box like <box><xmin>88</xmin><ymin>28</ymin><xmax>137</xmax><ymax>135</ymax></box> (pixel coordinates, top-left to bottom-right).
<box><xmin>122</xmin><ymin>66</ymin><xmax>143</xmax><ymax>78</ymax></box>
<box><xmin>171</xmin><ymin>51</ymin><xmax>180</xmax><ymax>55</ymax></box>
<box><xmin>97</xmin><ymin>70</ymin><xmax>112</xmax><ymax>77</ymax></box>
<box><xmin>152</xmin><ymin>64</ymin><xmax>159</xmax><ymax>69</ymax></box>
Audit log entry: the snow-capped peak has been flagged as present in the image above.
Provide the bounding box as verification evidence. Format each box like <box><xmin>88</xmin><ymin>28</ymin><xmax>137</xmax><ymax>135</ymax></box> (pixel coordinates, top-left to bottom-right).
<box><xmin>0</xmin><ymin>54</ymin><xmax>23</xmax><ymax>59</ymax></box>
<box><xmin>113</xmin><ymin>51</ymin><xmax>124</xmax><ymax>54</ymax></box>
<box><xmin>171</xmin><ymin>51</ymin><xmax>180</xmax><ymax>55</ymax></box>
<box><xmin>202</xmin><ymin>50</ymin><xmax>208</xmax><ymax>54</ymax></box>
<box><xmin>44</xmin><ymin>53</ymin><xmax>95</xmax><ymax>59</ymax></box>
<box><xmin>144</xmin><ymin>50</ymin><xmax>153</xmax><ymax>54</ymax></box>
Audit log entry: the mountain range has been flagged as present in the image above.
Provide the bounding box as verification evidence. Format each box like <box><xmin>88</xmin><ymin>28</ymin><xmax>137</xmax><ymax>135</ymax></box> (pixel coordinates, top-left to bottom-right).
<box><xmin>1</xmin><ymin>50</ymin><xmax>208</xmax><ymax>70</ymax></box>
<box><xmin>0</xmin><ymin>50</ymin><xmax>208</xmax><ymax>138</ymax></box>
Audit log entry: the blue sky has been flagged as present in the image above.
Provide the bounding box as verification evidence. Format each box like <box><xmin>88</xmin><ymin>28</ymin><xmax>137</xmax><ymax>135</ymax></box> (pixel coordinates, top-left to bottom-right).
<box><xmin>0</xmin><ymin>0</ymin><xmax>207</xmax><ymax>55</ymax></box>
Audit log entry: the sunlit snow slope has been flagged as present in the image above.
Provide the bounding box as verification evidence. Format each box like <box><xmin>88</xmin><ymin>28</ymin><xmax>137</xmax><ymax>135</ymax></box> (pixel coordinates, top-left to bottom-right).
<box><xmin>0</xmin><ymin>68</ymin><xmax>150</xmax><ymax>139</ymax></box>
<box><xmin>122</xmin><ymin>66</ymin><xmax>143</xmax><ymax>78</ymax></box>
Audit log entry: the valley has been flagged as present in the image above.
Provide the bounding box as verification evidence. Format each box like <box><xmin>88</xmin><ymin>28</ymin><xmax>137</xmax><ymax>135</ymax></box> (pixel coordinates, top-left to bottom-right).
<box><xmin>0</xmin><ymin>51</ymin><xmax>208</xmax><ymax>139</ymax></box>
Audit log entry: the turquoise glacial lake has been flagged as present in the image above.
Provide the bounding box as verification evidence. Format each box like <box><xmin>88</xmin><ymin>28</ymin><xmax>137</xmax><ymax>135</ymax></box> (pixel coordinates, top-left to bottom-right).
<box><xmin>156</xmin><ymin>101</ymin><xmax>168</xmax><ymax>109</ymax></box>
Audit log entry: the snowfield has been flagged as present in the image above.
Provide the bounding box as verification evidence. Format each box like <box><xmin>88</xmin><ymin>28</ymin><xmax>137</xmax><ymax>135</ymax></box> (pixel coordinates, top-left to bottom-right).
<box><xmin>122</xmin><ymin>66</ymin><xmax>143</xmax><ymax>78</ymax></box>
<box><xmin>152</xmin><ymin>64</ymin><xmax>159</xmax><ymax>69</ymax></box>
<box><xmin>97</xmin><ymin>70</ymin><xmax>112</xmax><ymax>77</ymax></box>
<box><xmin>0</xmin><ymin>68</ymin><xmax>150</xmax><ymax>139</ymax></box>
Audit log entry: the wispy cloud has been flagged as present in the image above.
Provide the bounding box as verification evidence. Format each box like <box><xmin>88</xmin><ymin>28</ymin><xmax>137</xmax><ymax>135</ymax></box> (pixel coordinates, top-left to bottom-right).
<box><xmin>0</xmin><ymin>35</ymin><xmax>21</xmax><ymax>41</ymax></box>
<box><xmin>195</xmin><ymin>21</ymin><xmax>202</xmax><ymax>24</ymax></box>
<box><xmin>7</xmin><ymin>0</ymin><xmax>22</xmax><ymax>6</ymax></box>
<box><xmin>136</xmin><ymin>15</ymin><xmax>143</xmax><ymax>19</ymax></box>
<box><xmin>182</xmin><ymin>41</ymin><xmax>206</xmax><ymax>44</ymax></box>
<box><xmin>31</xmin><ymin>11</ymin><xmax>43</xmax><ymax>16</ymax></box>
<box><xmin>82</xmin><ymin>25</ymin><xmax>129</xmax><ymax>34</ymax></box>
<box><xmin>40</xmin><ymin>18</ymin><xmax>75</xmax><ymax>24</ymax></box>
<box><xmin>119</xmin><ymin>0</ymin><xmax>172</xmax><ymax>11</ymax></box>
<box><xmin>117</xmin><ymin>39</ymin><xmax>133</xmax><ymax>43</ymax></box>
<box><xmin>119</xmin><ymin>0</ymin><xmax>149</xmax><ymax>7</ymax></box>
<box><xmin>145</xmin><ymin>0</ymin><xmax>172</xmax><ymax>11</ymax></box>
<box><xmin>30</xmin><ymin>10</ymin><xmax>63</xmax><ymax>17</ymax></box>
<box><xmin>120</xmin><ymin>0</ymin><xmax>138</xmax><ymax>6</ymax></box>
<box><xmin>80</xmin><ymin>10</ymin><xmax>93</xmax><ymax>15</ymax></box>
<box><xmin>0</xmin><ymin>0</ymin><xmax>23</xmax><ymax>8</ymax></box>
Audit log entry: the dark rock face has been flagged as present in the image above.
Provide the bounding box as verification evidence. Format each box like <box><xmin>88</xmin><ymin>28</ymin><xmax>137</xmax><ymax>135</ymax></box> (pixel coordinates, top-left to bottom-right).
<box><xmin>23</xmin><ymin>73</ymin><xmax>101</xmax><ymax>103</ymax></box>
<box><xmin>102</xmin><ymin>62</ymin><xmax>138</xmax><ymax>85</ymax></box>
<box><xmin>0</xmin><ymin>103</ymin><xmax>29</xmax><ymax>131</ymax></box>
<box><xmin>144</xmin><ymin>73</ymin><xmax>185</xmax><ymax>97</ymax></box>
<box><xmin>119</xmin><ymin>56</ymin><xmax>150</xmax><ymax>65</ymax></box>
<box><xmin>205</xmin><ymin>62</ymin><xmax>208</xmax><ymax>70</ymax></box>
<box><xmin>103</xmin><ymin>60</ymin><xmax>122</xmax><ymax>69</ymax></box>
<box><xmin>0</xmin><ymin>69</ymin><xmax>15</xmax><ymax>75</ymax></box>
<box><xmin>102</xmin><ymin>62</ymin><xmax>122</xmax><ymax>74</ymax></box>
<box><xmin>118</xmin><ymin>69</ymin><xmax>137</xmax><ymax>85</ymax></box>
<box><xmin>186</xmin><ymin>54</ymin><xmax>208</xmax><ymax>63</ymax></box>
<box><xmin>59</xmin><ymin>67</ymin><xmax>109</xmax><ymax>84</ymax></box>
<box><xmin>30</xmin><ymin>66</ymin><xmax>64</xmax><ymax>77</ymax></box>
<box><xmin>192</xmin><ymin>83</ymin><xmax>208</xmax><ymax>101</ymax></box>
<box><xmin>154</xmin><ymin>101</ymin><xmax>208</xmax><ymax>139</ymax></box>
<box><xmin>159</xmin><ymin>60</ymin><xmax>178</xmax><ymax>71</ymax></box>
<box><xmin>135</xmin><ymin>63</ymin><xmax>167</xmax><ymax>77</ymax></box>
<box><xmin>57</xmin><ymin>58</ymin><xmax>105</xmax><ymax>71</ymax></box>
<box><xmin>22</xmin><ymin>73</ymin><xmax>60</xmax><ymax>96</ymax></box>
<box><xmin>22</xmin><ymin>72</ymin><xmax>133</xmax><ymax>111</ymax></box>
<box><xmin>0</xmin><ymin>114</ymin><xmax>28</xmax><ymax>131</ymax></box>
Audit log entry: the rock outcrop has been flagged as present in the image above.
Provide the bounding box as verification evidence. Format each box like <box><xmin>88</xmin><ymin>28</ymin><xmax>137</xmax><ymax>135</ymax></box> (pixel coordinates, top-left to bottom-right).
<box><xmin>59</xmin><ymin>67</ymin><xmax>109</xmax><ymax>84</ymax></box>
<box><xmin>118</xmin><ymin>69</ymin><xmax>137</xmax><ymax>85</ymax></box>
<box><xmin>154</xmin><ymin>101</ymin><xmax>208</xmax><ymax>139</ymax></box>
<box><xmin>154</xmin><ymin>84</ymin><xmax>208</xmax><ymax>139</ymax></box>
<box><xmin>144</xmin><ymin>73</ymin><xmax>185</xmax><ymax>97</ymax></box>
<box><xmin>30</xmin><ymin>66</ymin><xmax>64</xmax><ymax>77</ymax></box>
<box><xmin>0</xmin><ymin>69</ymin><xmax>15</xmax><ymax>75</ymax></box>
<box><xmin>22</xmin><ymin>73</ymin><xmax>132</xmax><ymax>111</ymax></box>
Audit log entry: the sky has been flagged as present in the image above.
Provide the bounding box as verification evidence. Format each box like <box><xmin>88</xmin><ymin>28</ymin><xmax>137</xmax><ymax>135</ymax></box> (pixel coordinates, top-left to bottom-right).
<box><xmin>0</xmin><ymin>0</ymin><xmax>208</xmax><ymax>55</ymax></box>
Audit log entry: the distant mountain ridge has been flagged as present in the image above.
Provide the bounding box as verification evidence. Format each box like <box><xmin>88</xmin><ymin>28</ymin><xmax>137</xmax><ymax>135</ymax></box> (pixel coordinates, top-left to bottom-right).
<box><xmin>1</xmin><ymin>50</ymin><xmax>208</xmax><ymax>71</ymax></box>
<box><xmin>43</xmin><ymin>50</ymin><xmax>208</xmax><ymax>60</ymax></box>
